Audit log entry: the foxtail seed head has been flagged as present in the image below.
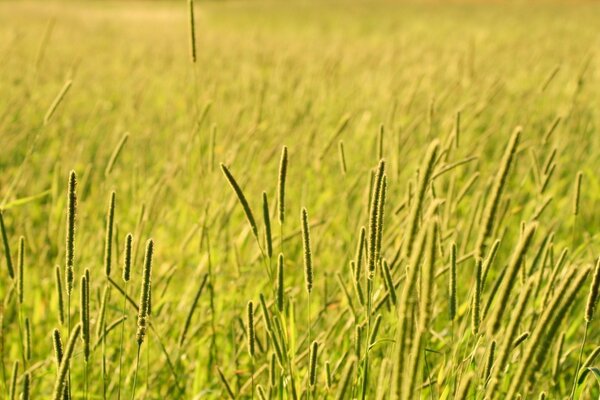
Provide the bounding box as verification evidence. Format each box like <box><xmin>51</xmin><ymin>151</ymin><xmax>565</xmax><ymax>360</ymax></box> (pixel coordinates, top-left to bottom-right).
<box><xmin>123</xmin><ymin>233</ymin><xmax>133</xmax><ymax>282</ymax></box>
<box><xmin>17</xmin><ymin>236</ymin><xmax>24</xmax><ymax>304</ymax></box>
<box><xmin>54</xmin><ymin>266</ymin><xmax>64</xmax><ymax>325</ymax></box>
<box><xmin>65</xmin><ymin>170</ymin><xmax>77</xmax><ymax>295</ymax></box>
<box><xmin>80</xmin><ymin>273</ymin><xmax>90</xmax><ymax>362</ymax></box>
<box><xmin>52</xmin><ymin>328</ymin><xmax>64</xmax><ymax>368</ymax></box>
<box><xmin>301</xmin><ymin>208</ymin><xmax>313</xmax><ymax>294</ymax></box>
<box><xmin>104</xmin><ymin>191</ymin><xmax>116</xmax><ymax>277</ymax></box>
<box><xmin>367</xmin><ymin>160</ymin><xmax>385</xmax><ymax>279</ymax></box>
<box><xmin>21</xmin><ymin>372</ymin><xmax>30</xmax><ymax>400</ymax></box>
<box><xmin>136</xmin><ymin>239</ymin><xmax>154</xmax><ymax>345</ymax></box>
<box><xmin>449</xmin><ymin>242</ymin><xmax>457</xmax><ymax>321</ymax></box>
<box><xmin>585</xmin><ymin>257</ymin><xmax>600</xmax><ymax>322</ymax></box>
<box><xmin>188</xmin><ymin>0</ymin><xmax>197</xmax><ymax>63</ymax></box>
<box><xmin>276</xmin><ymin>253</ymin><xmax>284</xmax><ymax>312</ymax></box>
<box><xmin>247</xmin><ymin>301</ymin><xmax>255</xmax><ymax>358</ymax></box>
<box><xmin>51</xmin><ymin>323</ymin><xmax>81</xmax><ymax>400</ymax></box>
<box><xmin>573</xmin><ymin>171</ymin><xmax>583</xmax><ymax>216</ymax></box>
<box><xmin>278</xmin><ymin>146</ymin><xmax>288</xmax><ymax>225</ymax></box>
<box><xmin>309</xmin><ymin>341</ymin><xmax>319</xmax><ymax>386</ymax></box>
<box><xmin>262</xmin><ymin>192</ymin><xmax>273</xmax><ymax>259</ymax></box>
<box><xmin>0</xmin><ymin>210</ymin><xmax>15</xmax><ymax>279</ymax></box>
<box><xmin>220</xmin><ymin>164</ymin><xmax>259</xmax><ymax>239</ymax></box>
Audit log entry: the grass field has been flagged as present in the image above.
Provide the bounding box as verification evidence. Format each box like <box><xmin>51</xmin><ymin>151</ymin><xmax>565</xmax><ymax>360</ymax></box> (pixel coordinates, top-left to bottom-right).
<box><xmin>1</xmin><ymin>0</ymin><xmax>600</xmax><ymax>399</ymax></box>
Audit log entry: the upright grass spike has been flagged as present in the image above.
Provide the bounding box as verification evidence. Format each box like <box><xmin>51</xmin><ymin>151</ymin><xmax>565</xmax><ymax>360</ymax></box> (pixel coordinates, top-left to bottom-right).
<box><xmin>276</xmin><ymin>254</ymin><xmax>284</xmax><ymax>312</ymax></box>
<box><xmin>262</xmin><ymin>192</ymin><xmax>273</xmax><ymax>259</ymax></box>
<box><xmin>301</xmin><ymin>208</ymin><xmax>313</xmax><ymax>294</ymax></box>
<box><xmin>277</xmin><ymin>146</ymin><xmax>288</xmax><ymax>225</ymax></box>
<box><xmin>367</xmin><ymin>160</ymin><xmax>385</xmax><ymax>279</ymax></box>
<box><xmin>488</xmin><ymin>222</ymin><xmax>537</xmax><ymax>334</ymax></box>
<box><xmin>247</xmin><ymin>301</ymin><xmax>255</xmax><ymax>358</ymax></box>
<box><xmin>454</xmin><ymin>110</ymin><xmax>461</xmax><ymax>148</ymax></box>
<box><xmin>66</xmin><ymin>170</ymin><xmax>77</xmax><ymax>296</ymax></box>
<box><xmin>338</xmin><ymin>141</ymin><xmax>347</xmax><ymax>175</ymax></box>
<box><xmin>136</xmin><ymin>239</ymin><xmax>154</xmax><ymax>346</ymax></box>
<box><xmin>52</xmin><ymin>327</ymin><xmax>73</xmax><ymax>399</ymax></box>
<box><xmin>220</xmin><ymin>164</ymin><xmax>259</xmax><ymax>240</ymax></box>
<box><xmin>268</xmin><ymin>353</ymin><xmax>277</xmax><ymax>388</ymax></box>
<box><xmin>301</xmin><ymin>206</ymin><xmax>314</xmax><ymax>397</ymax></box>
<box><xmin>21</xmin><ymin>372</ymin><xmax>30</xmax><ymax>400</ymax></box>
<box><xmin>570</xmin><ymin>257</ymin><xmax>600</xmax><ymax>399</ymax></box>
<box><xmin>585</xmin><ymin>257</ymin><xmax>600</xmax><ymax>322</ymax></box>
<box><xmin>449</xmin><ymin>242</ymin><xmax>457</xmax><ymax>321</ymax></box>
<box><xmin>104</xmin><ymin>191</ymin><xmax>116</xmax><ymax>277</ymax></box>
<box><xmin>324</xmin><ymin>361</ymin><xmax>332</xmax><ymax>389</ymax></box>
<box><xmin>309</xmin><ymin>341</ymin><xmax>318</xmax><ymax>386</ymax></box>
<box><xmin>123</xmin><ymin>233</ymin><xmax>133</xmax><ymax>283</ymax></box>
<box><xmin>52</xmin><ymin>329</ymin><xmax>64</xmax><ymax>369</ymax></box>
<box><xmin>55</xmin><ymin>266</ymin><xmax>65</xmax><ymax>325</ymax></box>
<box><xmin>247</xmin><ymin>300</ymin><xmax>256</xmax><ymax>398</ymax></box>
<box><xmin>355</xmin><ymin>226</ymin><xmax>366</xmax><ymax>281</ymax></box>
<box><xmin>24</xmin><ymin>317</ymin><xmax>31</xmax><ymax>361</ymax></box>
<box><xmin>475</xmin><ymin>127</ymin><xmax>521</xmax><ymax>258</ymax></box>
<box><xmin>17</xmin><ymin>236</ymin><xmax>24</xmax><ymax>304</ymax></box>
<box><xmin>572</xmin><ymin>171</ymin><xmax>583</xmax><ymax>216</ymax></box>
<box><xmin>376</xmin><ymin>175</ymin><xmax>387</xmax><ymax>264</ymax></box>
<box><xmin>132</xmin><ymin>239</ymin><xmax>154</xmax><ymax>400</ymax></box>
<box><xmin>0</xmin><ymin>210</ymin><xmax>15</xmax><ymax>279</ymax></box>
<box><xmin>403</xmin><ymin>140</ymin><xmax>439</xmax><ymax>260</ymax></box>
<box><xmin>117</xmin><ymin>233</ymin><xmax>133</xmax><ymax>400</ymax></box>
<box><xmin>187</xmin><ymin>0</ymin><xmax>196</xmax><ymax>63</ymax></box>
<box><xmin>8</xmin><ymin>361</ymin><xmax>17</xmax><ymax>400</ymax></box>
<box><xmin>483</xmin><ymin>340</ymin><xmax>497</xmax><ymax>385</ymax></box>
<box><xmin>472</xmin><ymin>257</ymin><xmax>482</xmax><ymax>335</ymax></box>
<box><xmin>80</xmin><ymin>273</ymin><xmax>90</xmax><ymax>362</ymax></box>
<box><xmin>52</xmin><ymin>324</ymin><xmax>81</xmax><ymax>400</ymax></box>
<box><xmin>44</xmin><ymin>79</ymin><xmax>72</xmax><ymax>125</ymax></box>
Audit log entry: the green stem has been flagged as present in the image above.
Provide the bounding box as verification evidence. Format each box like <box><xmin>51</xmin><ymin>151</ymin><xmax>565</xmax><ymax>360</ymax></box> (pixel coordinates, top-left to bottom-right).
<box><xmin>307</xmin><ymin>293</ymin><xmax>311</xmax><ymax>400</ymax></box>
<box><xmin>67</xmin><ymin>293</ymin><xmax>72</xmax><ymax>400</ymax></box>
<box><xmin>569</xmin><ymin>322</ymin><xmax>588</xmax><ymax>400</ymax></box>
<box><xmin>131</xmin><ymin>345</ymin><xmax>142</xmax><ymax>400</ymax></box>
<box><xmin>102</xmin><ymin>282</ymin><xmax>108</xmax><ymax>400</ymax></box>
<box><xmin>117</xmin><ymin>282</ymin><xmax>129</xmax><ymax>400</ymax></box>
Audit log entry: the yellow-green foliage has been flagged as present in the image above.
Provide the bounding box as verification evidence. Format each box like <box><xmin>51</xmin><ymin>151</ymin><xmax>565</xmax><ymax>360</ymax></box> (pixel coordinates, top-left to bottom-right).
<box><xmin>0</xmin><ymin>1</ymin><xmax>599</xmax><ymax>399</ymax></box>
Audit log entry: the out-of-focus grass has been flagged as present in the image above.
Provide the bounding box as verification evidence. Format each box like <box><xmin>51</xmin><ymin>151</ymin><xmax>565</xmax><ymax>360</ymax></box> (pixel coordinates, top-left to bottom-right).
<box><xmin>0</xmin><ymin>0</ymin><xmax>599</xmax><ymax>398</ymax></box>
